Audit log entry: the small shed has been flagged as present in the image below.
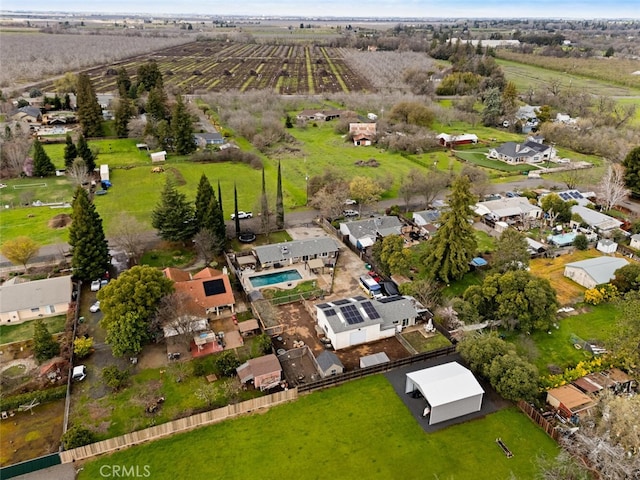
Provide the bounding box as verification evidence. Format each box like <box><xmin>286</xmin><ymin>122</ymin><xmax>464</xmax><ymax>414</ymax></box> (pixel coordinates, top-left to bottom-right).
<box><xmin>150</xmin><ymin>151</ymin><xmax>167</xmax><ymax>163</ymax></box>
<box><xmin>316</xmin><ymin>351</ymin><xmax>344</xmax><ymax>377</ymax></box>
<box><xmin>630</xmin><ymin>234</ymin><xmax>640</xmax><ymax>250</ymax></box>
<box><xmin>596</xmin><ymin>239</ymin><xmax>618</xmax><ymax>254</ymax></box>
<box><xmin>359</xmin><ymin>352</ymin><xmax>390</xmax><ymax>369</ymax></box>
<box><xmin>546</xmin><ymin>384</ymin><xmax>595</xmax><ymax>418</ymax></box>
<box><xmin>99</xmin><ymin>164</ymin><xmax>109</xmax><ymax>182</ymax></box>
<box><xmin>405</xmin><ymin>362</ymin><xmax>484</xmax><ymax>425</ymax></box>
<box><xmin>238</xmin><ymin>319</ymin><xmax>260</xmax><ymax>337</ymax></box>
<box><xmin>236</xmin><ymin>354</ymin><xmax>282</xmax><ymax>391</ymax></box>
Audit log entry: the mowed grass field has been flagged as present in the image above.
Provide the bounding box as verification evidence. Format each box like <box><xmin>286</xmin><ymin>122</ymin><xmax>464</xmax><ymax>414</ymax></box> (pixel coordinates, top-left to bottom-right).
<box><xmin>78</xmin><ymin>376</ymin><xmax>558</xmax><ymax>480</ymax></box>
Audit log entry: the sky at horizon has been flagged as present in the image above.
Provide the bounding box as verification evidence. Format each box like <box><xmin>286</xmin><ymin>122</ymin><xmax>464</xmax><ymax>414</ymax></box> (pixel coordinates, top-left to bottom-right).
<box><xmin>2</xmin><ymin>1</ymin><xmax>639</xmax><ymax>19</ymax></box>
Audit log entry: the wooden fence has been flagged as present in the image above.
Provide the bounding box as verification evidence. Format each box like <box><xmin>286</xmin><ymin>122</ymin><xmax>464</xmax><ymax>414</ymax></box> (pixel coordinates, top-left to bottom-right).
<box><xmin>517</xmin><ymin>400</ymin><xmax>560</xmax><ymax>442</ymax></box>
<box><xmin>59</xmin><ymin>388</ymin><xmax>298</xmax><ymax>463</ymax></box>
<box><xmin>298</xmin><ymin>345</ymin><xmax>456</xmax><ymax>393</ymax></box>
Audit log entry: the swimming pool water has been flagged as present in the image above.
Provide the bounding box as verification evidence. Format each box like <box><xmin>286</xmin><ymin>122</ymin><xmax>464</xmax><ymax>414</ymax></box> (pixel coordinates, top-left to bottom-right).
<box><xmin>249</xmin><ymin>269</ymin><xmax>303</xmax><ymax>288</ymax></box>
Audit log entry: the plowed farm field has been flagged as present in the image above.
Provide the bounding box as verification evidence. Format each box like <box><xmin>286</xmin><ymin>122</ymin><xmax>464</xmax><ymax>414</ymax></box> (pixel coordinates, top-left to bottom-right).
<box><xmin>42</xmin><ymin>41</ymin><xmax>374</xmax><ymax>95</ymax></box>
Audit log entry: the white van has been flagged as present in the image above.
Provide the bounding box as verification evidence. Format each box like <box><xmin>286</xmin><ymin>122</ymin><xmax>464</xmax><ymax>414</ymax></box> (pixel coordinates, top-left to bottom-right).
<box><xmin>359</xmin><ymin>275</ymin><xmax>384</xmax><ymax>299</ymax></box>
<box><xmin>72</xmin><ymin>365</ymin><xmax>87</xmax><ymax>381</ymax></box>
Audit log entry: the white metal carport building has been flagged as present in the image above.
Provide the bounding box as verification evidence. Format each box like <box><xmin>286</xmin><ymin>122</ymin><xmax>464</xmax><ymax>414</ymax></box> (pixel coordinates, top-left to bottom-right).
<box><xmin>405</xmin><ymin>362</ymin><xmax>484</xmax><ymax>425</ymax></box>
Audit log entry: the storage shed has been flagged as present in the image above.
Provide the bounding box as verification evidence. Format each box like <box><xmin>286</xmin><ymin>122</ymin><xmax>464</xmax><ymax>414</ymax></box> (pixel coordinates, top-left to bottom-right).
<box><xmin>546</xmin><ymin>384</ymin><xmax>595</xmax><ymax>418</ymax></box>
<box><xmin>405</xmin><ymin>362</ymin><xmax>484</xmax><ymax>425</ymax></box>
<box><xmin>564</xmin><ymin>256</ymin><xmax>629</xmax><ymax>289</ymax></box>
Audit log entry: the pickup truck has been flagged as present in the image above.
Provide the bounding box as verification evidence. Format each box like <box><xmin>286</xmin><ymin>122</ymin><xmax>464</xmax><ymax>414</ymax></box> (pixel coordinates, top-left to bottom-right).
<box><xmin>230</xmin><ymin>211</ymin><xmax>253</xmax><ymax>220</ymax></box>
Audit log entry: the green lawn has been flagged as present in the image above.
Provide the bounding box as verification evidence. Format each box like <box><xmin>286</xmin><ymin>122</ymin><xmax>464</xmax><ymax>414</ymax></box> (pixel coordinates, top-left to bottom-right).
<box><xmin>0</xmin><ymin>315</ymin><xmax>66</xmax><ymax>345</ymax></box>
<box><xmin>78</xmin><ymin>375</ymin><xmax>558</xmax><ymax>480</ymax></box>
<box><xmin>475</xmin><ymin>230</ymin><xmax>495</xmax><ymax>254</ymax></box>
<box><xmin>401</xmin><ymin>330</ymin><xmax>451</xmax><ymax>352</ymax></box>
<box><xmin>505</xmin><ymin>303</ymin><xmax>620</xmax><ymax>374</ymax></box>
<box><xmin>442</xmin><ymin>270</ymin><xmax>484</xmax><ymax>298</ymax></box>
<box><xmin>455</xmin><ymin>150</ymin><xmax>533</xmax><ymax>173</ymax></box>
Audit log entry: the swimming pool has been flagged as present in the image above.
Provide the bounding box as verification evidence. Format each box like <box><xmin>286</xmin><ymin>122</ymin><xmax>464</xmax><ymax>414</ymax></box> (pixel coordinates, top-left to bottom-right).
<box><xmin>249</xmin><ymin>269</ymin><xmax>303</xmax><ymax>288</ymax></box>
<box><xmin>549</xmin><ymin>232</ymin><xmax>577</xmax><ymax>247</ymax></box>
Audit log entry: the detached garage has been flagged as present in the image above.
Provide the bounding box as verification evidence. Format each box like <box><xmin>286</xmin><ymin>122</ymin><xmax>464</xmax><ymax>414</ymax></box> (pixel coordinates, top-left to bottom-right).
<box><xmin>405</xmin><ymin>362</ymin><xmax>484</xmax><ymax>425</ymax></box>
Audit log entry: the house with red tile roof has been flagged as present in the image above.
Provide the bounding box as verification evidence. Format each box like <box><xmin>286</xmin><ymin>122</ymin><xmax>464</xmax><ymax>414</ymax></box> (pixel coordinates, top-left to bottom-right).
<box><xmin>163</xmin><ymin>267</ymin><xmax>235</xmax><ymax>316</ymax></box>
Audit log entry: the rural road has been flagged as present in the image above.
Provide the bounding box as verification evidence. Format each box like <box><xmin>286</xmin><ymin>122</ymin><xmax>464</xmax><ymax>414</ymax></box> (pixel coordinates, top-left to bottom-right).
<box><xmin>3</xmin><ymin>177</ymin><xmax>640</xmax><ymax>272</ymax></box>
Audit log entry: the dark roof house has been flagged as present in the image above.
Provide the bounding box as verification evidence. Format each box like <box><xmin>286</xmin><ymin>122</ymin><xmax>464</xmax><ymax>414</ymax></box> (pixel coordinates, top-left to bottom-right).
<box><xmin>488</xmin><ymin>140</ymin><xmax>553</xmax><ymax>164</ymax></box>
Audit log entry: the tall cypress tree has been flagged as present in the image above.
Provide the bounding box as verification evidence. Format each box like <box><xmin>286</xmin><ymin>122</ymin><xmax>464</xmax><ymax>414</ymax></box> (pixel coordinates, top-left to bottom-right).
<box><xmin>194</xmin><ymin>174</ymin><xmax>214</xmax><ymax>230</ymax></box>
<box><xmin>76</xmin><ymin>73</ymin><xmax>103</xmax><ymax>137</ymax></box>
<box><xmin>423</xmin><ymin>175</ymin><xmax>477</xmax><ymax>283</ymax></box>
<box><xmin>68</xmin><ymin>186</ymin><xmax>110</xmax><ymax>281</ymax></box>
<box><xmin>275</xmin><ymin>161</ymin><xmax>284</xmax><ymax>229</ymax></box>
<box><xmin>114</xmin><ymin>97</ymin><xmax>132</xmax><ymax>138</ymax></box>
<box><xmin>233</xmin><ymin>183</ymin><xmax>240</xmax><ymax>236</ymax></box>
<box><xmin>171</xmin><ymin>96</ymin><xmax>195</xmax><ymax>155</ymax></box>
<box><xmin>146</xmin><ymin>86</ymin><xmax>169</xmax><ymax>122</ymax></box>
<box><xmin>151</xmin><ymin>178</ymin><xmax>196</xmax><ymax>243</ymax></box>
<box><xmin>32</xmin><ymin>139</ymin><xmax>56</xmax><ymax>176</ymax></box>
<box><xmin>116</xmin><ymin>67</ymin><xmax>132</xmax><ymax>98</ymax></box>
<box><xmin>217</xmin><ymin>180</ymin><xmax>224</xmax><ymax>221</ymax></box>
<box><xmin>76</xmin><ymin>134</ymin><xmax>96</xmax><ymax>173</ymax></box>
<box><xmin>260</xmin><ymin>168</ymin><xmax>270</xmax><ymax>236</ymax></box>
<box><xmin>63</xmin><ymin>133</ymin><xmax>77</xmax><ymax>168</ymax></box>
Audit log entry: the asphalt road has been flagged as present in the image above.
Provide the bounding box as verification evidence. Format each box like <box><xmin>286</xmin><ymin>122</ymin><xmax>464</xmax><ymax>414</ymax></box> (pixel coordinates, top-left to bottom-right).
<box><xmin>4</xmin><ymin>176</ymin><xmax>640</xmax><ymax>272</ymax></box>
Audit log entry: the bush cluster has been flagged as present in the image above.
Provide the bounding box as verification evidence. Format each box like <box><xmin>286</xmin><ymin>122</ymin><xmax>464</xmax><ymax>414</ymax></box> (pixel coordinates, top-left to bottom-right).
<box><xmin>0</xmin><ymin>385</ymin><xmax>67</xmax><ymax>411</ymax></box>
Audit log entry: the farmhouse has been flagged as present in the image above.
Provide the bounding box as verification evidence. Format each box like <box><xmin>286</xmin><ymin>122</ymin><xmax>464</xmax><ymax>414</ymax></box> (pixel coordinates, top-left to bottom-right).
<box><xmin>252</xmin><ymin>237</ymin><xmax>340</xmax><ymax>269</ymax></box>
<box><xmin>474</xmin><ymin>197</ymin><xmax>542</xmax><ymax>222</ymax></box>
<box><xmin>405</xmin><ymin>362</ymin><xmax>484</xmax><ymax>425</ymax></box>
<box><xmin>236</xmin><ymin>354</ymin><xmax>282</xmax><ymax>391</ymax></box>
<box><xmin>0</xmin><ymin>275</ymin><xmax>73</xmax><ymax>324</ymax></box>
<box><xmin>564</xmin><ymin>256</ymin><xmax>629</xmax><ymax>289</ymax></box>
<box><xmin>546</xmin><ymin>385</ymin><xmax>595</xmax><ymax>418</ymax></box>
<box><xmin>193</xmin><ymin>132</ymin><xmax>224</xmax><ymax>147</ymax></box>
<box><xmin>315</xmin><ymin>295</ymin><xmax>423</xmax><ymax>350</ymax></box>
<box><xmin>11</xmin><ymin>106</ymin><xmax>42</xmax><ymax>123</ymax></box>
<box><xmin>296</xmin><ymin>109</ymin><xmax>343</xmax><ymax>122</ymax></box>
<box><xmin>339</xmin><ymin>216</ymin><xmax>403</xmax><ymax>250</ymax></box>
<box><xmin>570</xmin><ymin>205</ymin><xmax>623</xmax><ymax>232</ymax></box>
<box><xmin>436</xmin><ymin>133</ymin><xmax>478</xmax><ymax>147</ymax></box>
<box><xmin>163</xmin><ymin>267</ymin><xmax>235</xmax><ymax>316</ymax></box>
<box><xmin>488</xmin><ymin>140</ymin><xmax>553</xmax><ymax>164</ymax></box>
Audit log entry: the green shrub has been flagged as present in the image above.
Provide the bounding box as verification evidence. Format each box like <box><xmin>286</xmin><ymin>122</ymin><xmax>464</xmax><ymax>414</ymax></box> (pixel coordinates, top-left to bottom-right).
<box><xmin>214</xmin><ymin>351</ymin><xmax>241</xmax><ymax>377</ymax></box>
<box><xmin>62</xmin><ymin>425</ymin><xmax>96</xmax><ymax>449</ymax></box>
<box><xmin>102</xmin><ymin>366</ymin><xmax>130</xmax><ymax>391</ymax></box>
<box><xmin>0</xmin><ymin>385</ymin><xmax>67</xmax><ymax>411</ymax></box>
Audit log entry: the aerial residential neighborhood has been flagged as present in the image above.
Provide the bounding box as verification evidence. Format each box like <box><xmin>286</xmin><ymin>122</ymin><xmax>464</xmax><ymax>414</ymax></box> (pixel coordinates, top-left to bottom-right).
<box><xmin>0</xmin><ymin>4</ymin><xmax>639</xmax><ymax>480</ymax></box>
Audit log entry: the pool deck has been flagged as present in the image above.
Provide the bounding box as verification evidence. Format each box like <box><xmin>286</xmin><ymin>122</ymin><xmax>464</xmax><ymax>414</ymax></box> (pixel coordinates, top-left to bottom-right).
<box><xmin>240</xmin><ymin>263</ymin><xmax>318</xmax><ymax>292</ymax></box>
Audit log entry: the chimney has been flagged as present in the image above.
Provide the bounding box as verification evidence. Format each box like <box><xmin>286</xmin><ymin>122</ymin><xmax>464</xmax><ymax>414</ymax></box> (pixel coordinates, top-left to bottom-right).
<box><xmin>515</xmin><ymin>144</ymin><xmax>520</xmax><ymax>152</ymax></box>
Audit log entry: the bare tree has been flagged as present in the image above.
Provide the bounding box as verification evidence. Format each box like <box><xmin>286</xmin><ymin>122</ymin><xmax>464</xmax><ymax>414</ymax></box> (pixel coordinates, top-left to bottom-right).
<box><xmin>0</xmin><ymin>125</ymin><xmax>31</xmax><ymax>177</ymax></box>
<box><xmin>420</xmin><ymin>169</ymin><xmax>450</xmax><ymax>208</ymax></box>
<box><xmin>109</xmin><ymin>212</ymin><xmax>147</xmax><ymax>265</ymax></box>
<box><xmin>597</xmin><ymin>163</ymin><xmax>629</xmax><ymax>211</ymax></box>
<box><xmin>67</xmin><ymin>158</ymin><xmax>89</xmax><ymax>187</ymax></box>
<box><xmin>193</xmin><ymin>228</ymin><xmax>224</xmax><ymax>266</ymax></box>
<box><xmin>309</xmin><ymin>185</ymin><xmax>347</xmax><ymax>220</ymax></box>
<box><xmin>155</xmin><ymin>292</ymin><xmax>203</xmax><ymax>350</ymax></box>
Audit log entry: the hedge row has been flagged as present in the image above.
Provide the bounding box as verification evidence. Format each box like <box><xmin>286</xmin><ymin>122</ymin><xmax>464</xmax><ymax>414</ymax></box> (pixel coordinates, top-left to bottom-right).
<box><xmin>0</xmin><ymin>385</ymin><xmax>67</xmax><ymax>411</ymax></box>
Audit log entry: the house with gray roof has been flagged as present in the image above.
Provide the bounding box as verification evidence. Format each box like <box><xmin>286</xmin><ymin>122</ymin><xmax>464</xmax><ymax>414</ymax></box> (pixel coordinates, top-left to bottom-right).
<box><xmin>316</xmin><ymin>295</ymin><xmax>427</xmax><ymax>350</ymax></box>
<box><xmin>413</xmin><ymin>210</ymin><xmax>440</xmax><ymax>226</ymax></box>
<box><xmin>488</xmin><ymin>140</ymin><xmax>553</xmax><ymax>164</ymax></box>
<box><xmin>474</xmin><ymin>197</ymin><xmax>542</xmax><ymax>222</ymax></box>
<box><xmin>570</xmin><ymin>205</ymin><xmax>623</xmax><ymax>232</ymax></box>
<box><xmin>315</xmin><ymin>351</ymin><xmax>344</xmax><ymax>377</ymax></box>
<box><xmin>11</xmin><ymin>106</ymin><xmax>42</xmax><ymax>123</ymax></box>
<box><xmin>0</xmin><ymin>275</ymin><xmax>73</xmax><ymax>324</ymax></box>
<box><xmin>194</xmin><ymin>132</ymin><xmax>224</xmax><ymax>147</ymax></box>
<box><xmin>253</xmin><ymin>237</ymin><xmax>340</xmax><ymax>269</ymax></box>
<box><xmin>630</xmin><ymin>234</ymin><xmax>640</xmax><ymax>250</ymax></box>
<box><xmin>339</xmin><ymin>216</ymin><xmax>403</xmax><ymax>250</ymax></box>
<box><xmin>564</xmin><ymin>256</ymin><xmax>629</xmax><ymax>289</ymax></box>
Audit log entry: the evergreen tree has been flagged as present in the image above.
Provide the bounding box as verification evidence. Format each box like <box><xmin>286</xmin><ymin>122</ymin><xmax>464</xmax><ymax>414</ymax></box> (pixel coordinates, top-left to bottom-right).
<box><xmin>63</xmin><ymin>93</ymin><xmax>71</xmax><ymax>110</ymax></box>
<box><xmin>63</xmin><ymin>133</ymin><xmax>77</xmax><ymax>169</ymax></box>
<box><xmin>217</xmin><ymin>180</ymin><xmax>224</xmax><ymax>220</ymax></box>
<box><xmin>32</xmin><ymin>139</ymin><xmax>56</xmax><ymax>176</ymax></box>
<box><xmin>171</xmin><ymin>96</ymin><xmax>195</xmax><ymax>155</ymax></box>
<box><xmin>68</xmin><ymin>187</ymin><xmax>109</xmax><ymax>281</ymax></box>
<box><xmin>423</xmin><ymin>175</ymin><xmax>477</xmax><ymax>282</ymax></box>
<box><xmin>146</xmin><ymin>86</ymin><xmax>169</xmax><ymax>122</ymax></box>
<box><xmin>276</xmin><ymin>161</ymin><xmax>284</xmax><ymax>229</ymax></box>
<box><xmin>116</xmin><ymin>67</ymin><xmax>132</xmax><ymax>98</ymax></box>
<box><xmin>623</xmin><ymin>146</ymin><xmax>640</xmax><ymax>195</ymax></box>
<box><xmin>76</xmin><ymin>73</ymin><xmax>103</xmax><ymax>137</ymax></box>
<box><xmin>33</xmin><ymin>318</ymin><xmax>60</xmax><ymax>363</ymax></box>
<box><xmin>151</xmin><ymin>178</ymin><xmax>196</xmax><ymax>243</ymax></box>
<box><xmin>202</xmin><ymin>196</ymin><xmax>225</xmax><ymax>244</ymax></box>
<box><xmin>136</xmin><ymin>61</ymin><xmax>163</xmax><ymax>91</ymax></box>
<box><xmin>155</xmin><ymin>119</ymin><xmax>171</xmax><ymax>151</ymax></box>
<box><xmin>195</xmin><ymin>174</ymin><xmax>214</xmax><ymax>230</ymax></box>
<box><xmin>481</xmin><ymin>87</ymin><xmax>504</xmax><ymax>127</ymax></box>
<box><xmin>76</xmin><ymin>134</ymin><xmax>96</xmax><ymax>172</ymax></box>
<box><xmin>114</xmin><ymin>97</ymin><xmax>132</xmax><ymax>138</ymax></box>
<box><xmin>233</xmin><ymin>183</ymin><xmax>240</xmax><ymax>236</ymax></box>
<box><xmin>260</xmin><ymin>168</ymin><xmax>271</xmax><ymax>236</ymax></box>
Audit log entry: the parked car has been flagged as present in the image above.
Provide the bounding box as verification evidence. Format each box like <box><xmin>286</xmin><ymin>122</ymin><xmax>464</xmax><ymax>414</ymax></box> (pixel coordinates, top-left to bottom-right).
<box><xmin>90</xmin><ymin>280</ymin><xmax>101</xmax><ymax>292</ymax></box>
<box><xmin>89</xmin><ymin>301</ymin><xmax>100</xmax><ymax>313</ymax></box>
<box><xmin>343</xmin><ymin>209</ymin><xmax>359</xmax><ymax>217</ymax></box>
<box><xmin>344</xmin><ymin>199</ymin><xmax>357</xmax><ymax>205</ymax></box>
<box><xmin>230</xmin><ymin>211</ymin><xmax>253</xmax><ymax>220</ymax></box>
<box><xmin>72</xmin><ymin>365</ymin><xmax>87</xmax><ymax>381</ymax></box>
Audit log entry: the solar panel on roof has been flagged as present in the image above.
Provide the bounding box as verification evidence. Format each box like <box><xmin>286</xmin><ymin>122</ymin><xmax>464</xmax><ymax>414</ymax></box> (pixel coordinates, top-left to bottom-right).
<box><xmin>377</xmin><ymin>295</ymin><xmax>403</xmax><ymax>303</ymax></box>
<box><xmin>361</xmin><ymin>301</ymin><xmax>381</xmax><ymax>320</ymax></box>
<box><xmin>324</xmin><ymin>308</ymin><xmax>336</xmax><ymax>317</ymax></box>
<box><xmin>340</xmin><ymin>304</ymin><xmax>364</xmax><ymax>324</ymax></box>
<box><xmin>352</xmin><ymin>295</ymin><xmax>367</xmax><ymax>301</ymax></box>
<box><xmin>317</xmin><ymin>303</ymin><xmax>330</xmax><ymax>309</ymax></box>
<box><xmin>333</xmin><ymin>299</ymin><xmax>351</xmax><ymax>306</ymax></box>
<box><xmin>572</xmin><ymin>192</ymin><xmax>583</xmax><ymax>199</ymax></box>
<box><xmin>559</xmin><ymin>193</ymin><xmax>570</xmax><ymax>200</ymax></box>
<box><xmin>203</xmin><ymin>279</ymin><xmax>226</xmax><ymax>296</ymax></box>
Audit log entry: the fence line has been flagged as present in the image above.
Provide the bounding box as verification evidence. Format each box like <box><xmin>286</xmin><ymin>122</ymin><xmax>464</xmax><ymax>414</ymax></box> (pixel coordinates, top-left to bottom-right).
<box><xmin>517</xmin><ymin>400</ymin><xmax>560</xmax><ymax>442</ymax></box>
<box><xmin>298</xmin><ymin>345</ymin><xmax>456</xmax><ymax>393</ymax></box>
<box><xmin>59</xmin><ymin>388</ymin><xmax>298</xmax><ymax>463</ymax></box>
